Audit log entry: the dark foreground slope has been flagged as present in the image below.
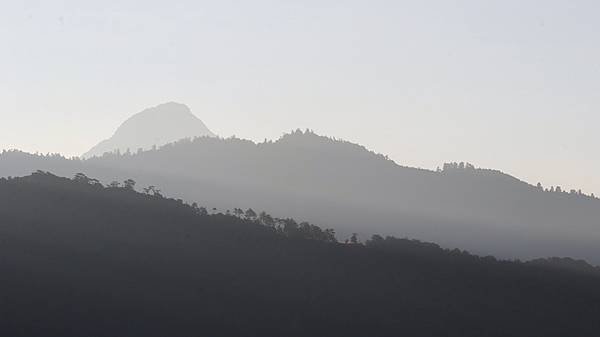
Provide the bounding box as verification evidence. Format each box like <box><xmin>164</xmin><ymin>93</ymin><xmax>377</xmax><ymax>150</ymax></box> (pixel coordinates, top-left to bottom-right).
<box><xmin>1</xmin><ymin>173</ymin><xmax>600</xmax><ymax>337</ymax></box>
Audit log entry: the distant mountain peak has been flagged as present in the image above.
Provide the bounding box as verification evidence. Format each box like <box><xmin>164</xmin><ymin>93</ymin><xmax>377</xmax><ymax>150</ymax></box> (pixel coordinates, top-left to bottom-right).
<box><xmin>82</xmin><ymin>102</ymin><xmax>216</xmax><ymax>158</ymax></box>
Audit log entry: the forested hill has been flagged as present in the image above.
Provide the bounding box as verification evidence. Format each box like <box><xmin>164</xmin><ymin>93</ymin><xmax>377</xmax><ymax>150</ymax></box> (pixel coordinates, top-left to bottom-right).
<box><xmin>2</xmin><ymin>130</ymin><xmax>600</xmax><ymax>263</ymax></box>
<box><xmin>1</xmin><ymin>172</ymin><xmax>600</xmax><ymax>337</ymax></box>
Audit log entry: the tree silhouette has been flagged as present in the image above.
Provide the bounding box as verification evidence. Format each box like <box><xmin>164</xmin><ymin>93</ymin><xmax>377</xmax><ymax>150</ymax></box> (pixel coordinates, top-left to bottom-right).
<box><xmin>369</xmin><ymin>234</ymin><xmax>384</xmax><ymax>245</ymax></box>
<box><xmin>73</xmin><ymin>173</ymin><xmax>101</xmax><ymax>187</ymax></box>
<box><xmin>123</xmin><ymin>179</ymin><xmax>136</xmax><ymax>191</ymax></box>
<box><xmin>74</xmin><ymin>173</ymin><xmax>90</xmax><ymax>184</ymax></box>
<box><xmin>233</xmin><ymin>208</ymin><xmax>244</xmax><ymax>218</ymax></box>
<box><xmin>143</xmin><ymin>185</ymin><xmax>162</xmax><ymax>197</ymax></box>
<box><xmin>108</xmin><ymin>181</ymin><xmax>121</xmax><ymax>188</ymax></box>
<box><xmin>245</xmin><ymin>208</ymin><xmax>257</xmax><ymax>220</ymax></box>
<box><xmin>259</xmin><ymin>211</ymin><xmax>275</xmax><ymax>228</ymax></box>
<box><xmin>281</xmin><ymin>218</ymin><xmax>299</xmax><ymax>237</ymax></box>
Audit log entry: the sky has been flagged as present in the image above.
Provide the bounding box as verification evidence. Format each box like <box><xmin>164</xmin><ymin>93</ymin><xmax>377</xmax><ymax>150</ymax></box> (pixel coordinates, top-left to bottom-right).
<box><xmin>1</xmin><ymin>0</ymin><xmax>599</xmax><ymax>194</ymax></box>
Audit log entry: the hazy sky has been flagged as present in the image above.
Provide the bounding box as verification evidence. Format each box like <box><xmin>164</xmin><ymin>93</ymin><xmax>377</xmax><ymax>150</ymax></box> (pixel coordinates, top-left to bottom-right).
<box><xmin>1</xmin><ymin>0</ymin><xmax>599</xmax><ymax>194</ymax></box>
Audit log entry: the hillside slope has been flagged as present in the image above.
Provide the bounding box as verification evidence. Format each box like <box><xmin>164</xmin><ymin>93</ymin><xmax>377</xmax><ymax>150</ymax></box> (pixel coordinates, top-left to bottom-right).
<box><xmin>1</xmin><ymin>172</ymin><xmax>600</xmax><ymax>337</ymax></box>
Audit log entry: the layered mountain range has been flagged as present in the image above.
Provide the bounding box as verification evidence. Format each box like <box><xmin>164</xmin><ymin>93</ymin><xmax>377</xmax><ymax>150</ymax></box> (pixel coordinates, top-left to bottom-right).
<box><xmin>2</xmin><ymin>103</ymin><xmax>599</xmax><ymax>263</ymax></box>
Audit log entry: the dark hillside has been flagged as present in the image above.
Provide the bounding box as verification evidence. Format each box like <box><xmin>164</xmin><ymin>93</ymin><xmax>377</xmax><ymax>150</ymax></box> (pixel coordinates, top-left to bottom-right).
<box><xmin>1</xmin><ymin>172</ymin><xmax>600</xmax><ymax>337</ymax></box>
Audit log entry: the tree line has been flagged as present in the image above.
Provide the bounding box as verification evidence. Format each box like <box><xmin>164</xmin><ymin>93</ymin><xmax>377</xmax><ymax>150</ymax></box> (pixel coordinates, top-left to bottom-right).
<box><xmin>441</xmin><ymin>161</ymin><xmax>597</xmax><ymax>200</ymax></box>
<box><xmin>70</xmin><ymin>172</ymin><xmax>337</xmax><ymax>243</ymax></box>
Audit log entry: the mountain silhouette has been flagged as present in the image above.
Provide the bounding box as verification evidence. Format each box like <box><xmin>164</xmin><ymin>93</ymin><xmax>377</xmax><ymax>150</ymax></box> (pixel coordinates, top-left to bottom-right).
<box><xmin>2</xmin><ymin>130</ymin><xmax>600</xmax><ymax>263</ymax></box>
<box><xmin>1</xmin><ymin>171</ymin><xmax>600</xmax><ymax>337</ymax></box>
<box><xmin>82</xmin><ymin>102</ymin><xmax>215</xmax><ymax>158</ymax></box>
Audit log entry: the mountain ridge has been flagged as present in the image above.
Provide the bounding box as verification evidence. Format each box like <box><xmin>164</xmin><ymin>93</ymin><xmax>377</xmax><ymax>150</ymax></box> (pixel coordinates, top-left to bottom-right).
<box><xmin>2</xmin><ymin>130</ymin><xmax>599</xmax><ymax>263</ymax></box>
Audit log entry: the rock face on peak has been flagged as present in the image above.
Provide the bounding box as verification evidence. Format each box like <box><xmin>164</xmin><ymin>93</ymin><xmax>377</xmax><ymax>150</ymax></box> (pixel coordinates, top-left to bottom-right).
<box><xmin>82</xmin><ymin>102</ymin><xmax>215</xmax><ymax>158</ymax></box>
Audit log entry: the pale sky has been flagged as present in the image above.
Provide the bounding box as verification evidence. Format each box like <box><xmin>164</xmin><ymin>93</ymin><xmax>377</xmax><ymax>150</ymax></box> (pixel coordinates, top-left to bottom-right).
<box><xmin>1</xmin><ymin>0</ymin><xmax>599</xmax><ymax>194</ymax></box>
